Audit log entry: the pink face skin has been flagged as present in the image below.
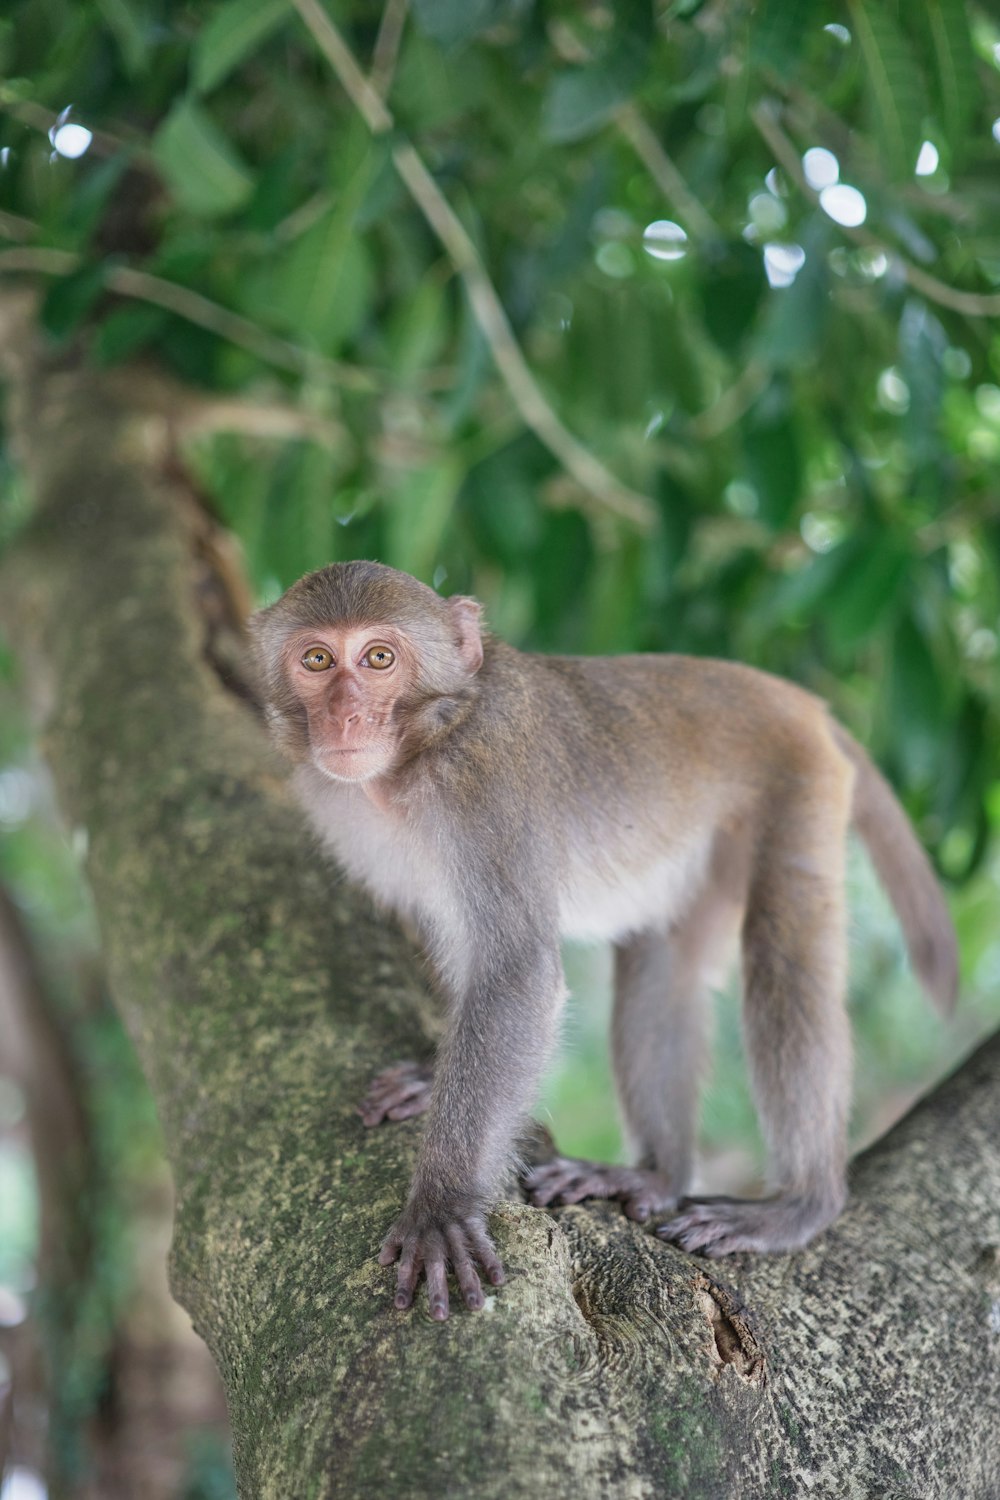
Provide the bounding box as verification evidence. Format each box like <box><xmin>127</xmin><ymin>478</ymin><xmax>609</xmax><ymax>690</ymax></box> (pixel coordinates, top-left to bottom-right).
<box><xmin>286</xmin><ymin>625</ymin><xmax>412</xmax><ymax>784</ymax></box>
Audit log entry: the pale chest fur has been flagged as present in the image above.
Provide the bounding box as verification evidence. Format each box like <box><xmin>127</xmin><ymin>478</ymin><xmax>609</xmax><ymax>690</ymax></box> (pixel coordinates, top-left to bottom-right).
<box><xmin>295</xmin><ymin>764</ymin><xmax>711</xmax><ymax>947</ymax></box>
<box><xmin>292</xmin><ymin>765</ymin><xmax>462</xmax><ymax>935</ymax></box>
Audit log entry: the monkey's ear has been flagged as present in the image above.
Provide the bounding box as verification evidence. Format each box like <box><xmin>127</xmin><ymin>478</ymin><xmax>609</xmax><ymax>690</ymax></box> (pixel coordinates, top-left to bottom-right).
<box><xmin>448</xmin><ymin>596</ymin><xmax>484</xmax><ymax>674</ymax></box>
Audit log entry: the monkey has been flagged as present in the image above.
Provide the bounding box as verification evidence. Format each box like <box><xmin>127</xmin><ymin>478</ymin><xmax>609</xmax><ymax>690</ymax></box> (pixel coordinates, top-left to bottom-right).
<box><xmin>250</xmin><ymin>560</ymin><xmax>958</xmax><ymax>1321</ymax></box>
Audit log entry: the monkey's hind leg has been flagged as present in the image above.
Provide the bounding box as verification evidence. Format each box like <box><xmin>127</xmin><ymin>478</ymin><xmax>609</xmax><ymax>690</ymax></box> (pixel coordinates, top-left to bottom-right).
<box><xmin>358</xmin><ymin>1060</ymin><xmax>434</xmax><ymax>1127</ymax></box>
<box><xmin>526</xmin><ymin>884</ymin><xmax>737</xmax><ymax>1222</ymax></box>
<box><xmin>660</xmin><ymin>786</ymin><xmax>852</xmax><ymax>1257</ymax></box>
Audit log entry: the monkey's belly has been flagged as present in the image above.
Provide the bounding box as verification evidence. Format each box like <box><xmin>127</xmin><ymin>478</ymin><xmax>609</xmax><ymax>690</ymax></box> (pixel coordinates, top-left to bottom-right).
<box><xmin>557</xmin><ymin>836</ymin><xmax>712</xmax><ymax>943</ymax></box>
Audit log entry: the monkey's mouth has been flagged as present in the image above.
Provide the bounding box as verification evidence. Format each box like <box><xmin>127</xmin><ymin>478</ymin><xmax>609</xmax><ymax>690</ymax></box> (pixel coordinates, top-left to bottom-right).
<box><xmin>313</xmin><ymin>744</ymin><xmax>393</xmax><ymax>783</ymax></box>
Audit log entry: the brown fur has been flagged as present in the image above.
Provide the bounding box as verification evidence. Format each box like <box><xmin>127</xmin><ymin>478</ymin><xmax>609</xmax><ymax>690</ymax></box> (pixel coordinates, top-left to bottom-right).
<box><xmin>251</xmin><ymin>561</ymin><xmax>958</xmax><ymax>1313</ymax></box>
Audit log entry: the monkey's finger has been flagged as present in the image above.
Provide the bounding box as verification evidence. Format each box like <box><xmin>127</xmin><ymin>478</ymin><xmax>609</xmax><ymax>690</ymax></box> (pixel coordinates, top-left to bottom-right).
<box><xmin>377</xmin><ymin>1234</ymin><xmax>403</xmax><ymax>1267</ymax></box>
<box><xmin>464</xmin><ymin>1223</ymin><xmax>505</xmax><ymax>1287</ymax></box>
<box><xmin>446</xmin><ymin>1227</ymin><xmax>485</xmax><ymax>1310</ymax></box>
<box><xmin>392</xmin><ymin>1249</ymin><xmax>423</xmax><ymax>1311</ymax></box>
<box><xmin>424</xmin><ymin>1256</ymin><xmax>450</xmax><ymax>1321</ymax></box>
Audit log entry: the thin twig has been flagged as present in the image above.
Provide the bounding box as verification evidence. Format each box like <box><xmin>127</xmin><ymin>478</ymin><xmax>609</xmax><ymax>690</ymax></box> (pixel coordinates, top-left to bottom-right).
<box><xmin>370</xmin><ymin>0</ymin><xmax>409</xmax><ymax>100</ymax></box>
<box><xmin>615</xmin><ymin>105</ymin><xmax>721</xmax><ymax>243</ymax></box>
<box><xmin>685</xmin><ymin>361</ymin><xmax>770</xmax><ymax>441</ymax></box>
<box><xmin>0</xmin><ymin>209</ymin><xmax>36</xmax><ymax>244</ymax></box>
<box><xmin>0</xmin><ymin>245</ymin><xmax>380</xmax><ymax>392</ymax></box>
<box><xmin>751</xmin><ymin>101</ymin><xmax>1000</xmax><ymax>319</ymax></box>
<box><xmin>290</xmin><ymin>0</ymin><xmax>655</xmax><ymax>529</ymax></box>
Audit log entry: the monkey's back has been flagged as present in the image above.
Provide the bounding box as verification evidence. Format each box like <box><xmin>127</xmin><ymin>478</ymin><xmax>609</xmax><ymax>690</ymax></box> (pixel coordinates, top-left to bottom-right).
<box><xmin>466</xmin><ymin>645</ymin><xmax>846</xmax><ymax>944</ymax></box>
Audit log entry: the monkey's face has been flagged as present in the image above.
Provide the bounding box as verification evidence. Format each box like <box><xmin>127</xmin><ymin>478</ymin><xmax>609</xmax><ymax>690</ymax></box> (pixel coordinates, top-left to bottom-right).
<box><xmin>283</xmin><ymin>624</ymin><xmax>413</xmax><ymax>783</ymax></box>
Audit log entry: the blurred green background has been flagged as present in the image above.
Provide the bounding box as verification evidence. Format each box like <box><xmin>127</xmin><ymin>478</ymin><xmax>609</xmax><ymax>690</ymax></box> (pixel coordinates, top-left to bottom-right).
<box><xmin>2</xmin><ymin>0</ymin><xmax>1000</xmax><ymax>1494</ymax></box>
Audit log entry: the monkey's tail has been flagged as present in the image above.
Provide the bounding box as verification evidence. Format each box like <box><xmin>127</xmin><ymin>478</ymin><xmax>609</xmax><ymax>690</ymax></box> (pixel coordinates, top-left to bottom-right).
<box><xmin>834</xmin><ymin>725</ymin><xmax>959</xmax><ymax>1014</ymax></box>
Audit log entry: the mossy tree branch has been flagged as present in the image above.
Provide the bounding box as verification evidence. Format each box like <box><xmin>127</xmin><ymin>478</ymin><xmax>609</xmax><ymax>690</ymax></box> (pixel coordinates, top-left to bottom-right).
<box><xmin>0</xmin><ymin>291</ymin><xmax>997</xmax><ymax>1499</ymax></box>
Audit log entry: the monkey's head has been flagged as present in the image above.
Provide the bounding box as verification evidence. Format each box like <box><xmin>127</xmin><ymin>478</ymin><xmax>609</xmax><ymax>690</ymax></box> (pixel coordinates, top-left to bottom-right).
<box><xmin>249</xmin><ymin>561</ymin><xmax>484</xmax><ymax>784</ymax></box>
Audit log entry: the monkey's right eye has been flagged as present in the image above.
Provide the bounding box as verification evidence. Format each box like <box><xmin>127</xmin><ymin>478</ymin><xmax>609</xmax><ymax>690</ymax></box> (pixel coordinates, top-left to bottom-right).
<box><xmin>301</xmin><ymin>646</ymin><xmax>334</xmax><ymax>672</ymax></box>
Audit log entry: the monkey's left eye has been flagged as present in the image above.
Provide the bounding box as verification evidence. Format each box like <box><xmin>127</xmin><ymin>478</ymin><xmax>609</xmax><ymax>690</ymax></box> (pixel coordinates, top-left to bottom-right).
<box><xmin>364</xmin><ymin>645</ymin><xmax>396</xmax><ymax>670</ymax></box>
<box><xmin>301</xmin><ymin>647</ymin><xmax>334</xmax><ymax>672</ymax></box>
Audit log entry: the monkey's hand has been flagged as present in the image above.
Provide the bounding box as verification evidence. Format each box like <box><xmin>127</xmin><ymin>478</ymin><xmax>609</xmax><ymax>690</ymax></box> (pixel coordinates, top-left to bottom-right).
<box><xmin>524</xmin><ymin>1157</ymin><xmax>680</xmax><ymax>1223</ymax></box>
<box><xmin>358</xmin><ymin>1060</ymin><xmax>434</xmax><ymax>1127</ymax></box>
<box><xmin>378</xmin><ymin>1198</ymin><xmax>505</xmax><ymax>1320</ymax></box>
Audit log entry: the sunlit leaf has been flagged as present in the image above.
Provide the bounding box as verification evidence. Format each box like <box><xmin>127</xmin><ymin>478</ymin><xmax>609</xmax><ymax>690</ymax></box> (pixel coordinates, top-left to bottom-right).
<box><xmin>265</xmin><ymin>201</ymin><xmax>373</xmax><ymax>352</ymax></box>
<box><xmin>151</xmin><ymin>99</ymin><xmax>255</xmax><ymax>218</ymax></box>
<box><xmin>917</xmin><ymin>0</ymin><xmax>978</xmax><ymax>162</ymax></box>
<box><xmin>384</xmin><ymin>456</ymin><xmax>463</xmax><ymax>579</ymax></box>
<box><xmin>848</xmin><ymin>0</ymin><xmax>927</xmax><ymax>179</ymax></box>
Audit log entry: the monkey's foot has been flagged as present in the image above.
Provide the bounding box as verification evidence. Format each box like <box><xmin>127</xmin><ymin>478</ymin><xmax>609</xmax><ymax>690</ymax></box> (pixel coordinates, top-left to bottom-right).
<box><xmin>656</xmin><ymin>1193</ymin><xmax>841</xmax><ymax>1257</ymax></box>
<box><xmin>379</xmin><ymin>1204</ymin><xmax>505</xmax><ymax>1321</ymax></box>
<box><xmin>358</xmin><ymin>1060</ymin><xmax>433</xmax><ymax>1127</ymax></box>
<box><xmin>523</xmin><ymin>1158</ymin><xmax>679</xmax><ymax>1223</ymax></box>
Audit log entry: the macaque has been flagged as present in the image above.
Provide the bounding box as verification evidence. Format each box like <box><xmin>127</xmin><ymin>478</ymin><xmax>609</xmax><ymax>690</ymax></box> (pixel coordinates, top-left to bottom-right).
<box><xmin>250</xmin><ymin>560</ymin><xmax>957</xmax><ymax>1320</ymax></box>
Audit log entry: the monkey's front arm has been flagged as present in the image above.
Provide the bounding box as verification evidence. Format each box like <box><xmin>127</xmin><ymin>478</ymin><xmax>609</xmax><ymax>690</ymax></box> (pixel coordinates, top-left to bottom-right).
<box><xmin>376</xmin><ymin>929</ymin><xmax>564</xmax><ymax>1320</ymax></box>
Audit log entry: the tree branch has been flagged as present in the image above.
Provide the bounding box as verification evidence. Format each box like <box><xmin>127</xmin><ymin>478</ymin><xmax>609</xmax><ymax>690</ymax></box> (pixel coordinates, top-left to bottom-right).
<box><xmin>614</xmin><ymin>105</ymin><xmax>721</xmax><ymax>243</ymax></box>
<box><xmin>0</xmin><ymin>244</ymin><xmax>382</xmax><ymax>393</ymax></box>
<box><xmin>1</xmin><ymin>289</ymin><xmax>997</xmax><ymax>1497</ymax></box>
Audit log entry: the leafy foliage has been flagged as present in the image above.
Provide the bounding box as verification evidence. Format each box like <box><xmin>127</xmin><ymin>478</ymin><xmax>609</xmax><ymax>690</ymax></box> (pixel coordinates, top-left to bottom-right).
<box><xmin>2</xmin><ymin>4</ymin><xmax>1000</xmax><ymax>879</ymax></box>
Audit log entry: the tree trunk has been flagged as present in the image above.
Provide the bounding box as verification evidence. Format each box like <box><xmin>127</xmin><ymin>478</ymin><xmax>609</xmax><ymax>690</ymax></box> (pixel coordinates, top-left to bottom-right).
<box><xmin>1</xmin><ymin>292</ymin><xmax>998</xmax><ymax>1499</ymax></box>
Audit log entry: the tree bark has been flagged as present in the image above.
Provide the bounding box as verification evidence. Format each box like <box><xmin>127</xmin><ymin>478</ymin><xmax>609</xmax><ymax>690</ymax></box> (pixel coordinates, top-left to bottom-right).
<box><xmin>1</xmin><ymin>291</ymin><xmax>998</xmax><ymax>1499</ymax></box>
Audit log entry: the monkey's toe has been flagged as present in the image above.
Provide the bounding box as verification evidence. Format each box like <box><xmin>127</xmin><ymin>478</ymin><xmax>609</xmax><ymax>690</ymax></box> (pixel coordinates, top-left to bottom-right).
<box><xmin>524</xmin><ymin>1158</ymin><xmax>679</xmax><ymax>1220</ymax></box>
<box><xmin>657</xmin><ymin>1193</ymin><xmax>840</xmax><ymax>1256</ymax></box>
<box><xmin>358</xmin><ymin>1059</ymin><xmax>433</xmax><ymax>1126</ymax></box>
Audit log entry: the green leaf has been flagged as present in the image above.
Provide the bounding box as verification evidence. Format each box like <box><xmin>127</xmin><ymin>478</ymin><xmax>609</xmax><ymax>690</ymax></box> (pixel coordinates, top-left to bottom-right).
<box><xmin>385</xmin><ymin>276</ymin><xmax>449</xmax><ymax>378</ymax></box>
<box><xmin>748</xmin><ymin>0</ymin><xmax>811</xmax><ymax>74</ymax></box>
<box><xmin>699</xmin><ymin>241</ymin><xmax>767</xmax><ymax>354</ymax></box>
<box><xmin>898</xmin><ymin>299</ymin><xmax>945</xmax><ymax>474</ymax></box>
<box><xmin>754</xmin><ymin>219</ymin><xmax>830</xmax><ymax>368</ymax></box>
<box><xmin>543</xmin><ymin>44</ymin><xmax>644</xmax><ymax>144</ymax></box>
<box><xmin>266</xmin><ymin>206</ymin><xmax>373</xmax><ymax>352</ymax></box>
<box><xmin>848</xmin><ymin>0</ymin><xmax>927</xmax><ymax>179</ymax></box>
<box><xmin>40</xmin><ymin>262</ymin><xmax>106</xmax><ymax>342</ymax></box>
<box><xmin>824</xmin><ymin>534</ymin><xmax>910</xmax><ymax>654</ymax></box>
<box><xmin>918</xmin><ymin>0</ymin><xmax>978</xmax><ymax>165</ymax></box>
<box><xmin>95</xmin><ymin>0</ymin><xmax>149</xmax><ymax>76</ymax></box>
<box><xmin>411</xmin><ymin>0</ymin><xmax>518</xmax><ymax>47</ymax></box>
<box><xmin>886</xmin><ymin>610</ymin><xmax>949</xmax><ymax>785</ymax></box>
<box><xmin>750</xmin><ymin>533</ymin><xmax>865</xmax><ymax>634</ymax></box>
<box><xmin>743</xmin><ymin>413</ymin><xmax>801</xmax><ymax>528</ymax></box>
<box><xmin>151</xmin><ymin>98</ymin><xmax>255</xmax><ymax>218</ymax></box>
<box><xmin>384</xmin><ymin>456</ymin><xmax>464</xmax><ymax>579</ymax></box>
<box><xmin>91</xmin><ymin>304</ymin><xmax>167</xmax><ymax>366</ymax></box>
<box><xmin>193</xmin><ymin>0</ymin><xmax>290</xmax><ymax>94</ymax></box>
